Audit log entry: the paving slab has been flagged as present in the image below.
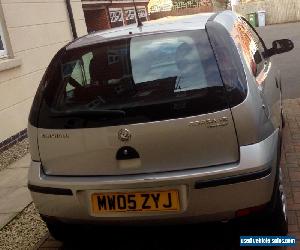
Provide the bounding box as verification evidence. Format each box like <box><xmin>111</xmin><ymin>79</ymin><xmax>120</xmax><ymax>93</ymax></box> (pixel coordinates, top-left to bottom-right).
<box><xmin>0</xmin><ymin>168</ymin><xmax>29</xmax><ymax>188</ymax></box>
<box><xmin>7</xmin><ymin>153</ymin><xmax>30</xmax><ymax>169</ymax></box>
<box><xmin>0</xmin><ymin>154</ymin><xmax>32</xmax><ymax>229</ymax></box>
<box><xmin>0</xmin><ymin>213</ymin><xmax>17</xmax><ymax>230</ymax></box>
<box><xmin>0</xmin><ymin>186</ymin><xmax>32</xmax><ymax>214</ymax></box>
<box><xmin>0</xmin><ymin>187</ymin><xmax>18</xmax><ymax>199</ymax></box>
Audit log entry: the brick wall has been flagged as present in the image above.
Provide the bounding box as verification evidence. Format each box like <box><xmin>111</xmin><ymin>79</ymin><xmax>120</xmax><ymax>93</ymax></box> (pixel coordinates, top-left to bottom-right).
<box><xmin>108</xmin><ymin>3</ymin><xmax>148</xmax><ymax>8</ymax></box>
<box><xmin>84</xmin><ymin>9</ymin><xmax>111</xmax><ymax>32</ymax></box>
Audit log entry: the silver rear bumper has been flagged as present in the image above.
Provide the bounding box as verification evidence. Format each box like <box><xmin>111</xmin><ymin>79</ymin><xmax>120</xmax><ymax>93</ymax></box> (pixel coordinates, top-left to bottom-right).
<box><xmin>28</xmin><ymin>130</ymin><xmax>279</xmax><ymax>224</ymax></box>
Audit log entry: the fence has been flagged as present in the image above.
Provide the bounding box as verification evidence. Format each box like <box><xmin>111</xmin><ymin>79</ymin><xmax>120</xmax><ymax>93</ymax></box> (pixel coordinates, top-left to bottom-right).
<box><xmin>148</xmin><ymin>6</ymin><xmax>213</xmax><ymax>20</ymax></box>
<box><xmin>235</xmin><ymin>0</ymin><xmax>300</xmax><ymax>25</ymax></box>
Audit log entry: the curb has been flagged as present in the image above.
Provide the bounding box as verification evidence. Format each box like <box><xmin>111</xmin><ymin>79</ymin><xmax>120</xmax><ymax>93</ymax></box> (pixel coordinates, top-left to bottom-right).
<box><xmin>31</xmin><ymin>233</ymin><xmax>50</xmax><ymax>250</ymax></box>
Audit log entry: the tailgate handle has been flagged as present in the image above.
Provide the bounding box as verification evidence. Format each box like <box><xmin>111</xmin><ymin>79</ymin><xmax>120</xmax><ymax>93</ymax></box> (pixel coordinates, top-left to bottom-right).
<box><xmin>116</xmin><ymin>146</ymin><xmax>140</xmax><ymax>160</ymax></box>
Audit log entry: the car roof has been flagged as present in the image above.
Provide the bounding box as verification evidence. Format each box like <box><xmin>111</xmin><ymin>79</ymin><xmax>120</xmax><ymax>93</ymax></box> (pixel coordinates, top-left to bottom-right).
<box><xmin>67</xmin><ymin>12</ymin><xmax>216</xmax><ymax>50</ymax></box>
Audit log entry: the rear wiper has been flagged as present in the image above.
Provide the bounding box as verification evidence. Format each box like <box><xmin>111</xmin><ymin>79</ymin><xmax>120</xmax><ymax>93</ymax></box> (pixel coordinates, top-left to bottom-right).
<box><xmin>50</xmin><ymin>109</ymin><xmax>126</xmax><ymax>118</ymax></box>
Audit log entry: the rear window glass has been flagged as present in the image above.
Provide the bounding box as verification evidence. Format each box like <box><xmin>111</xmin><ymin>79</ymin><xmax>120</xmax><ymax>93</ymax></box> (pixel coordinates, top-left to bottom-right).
<box><xmin>130</xmin><ymin>35</ymin><xmax>211</xmax><ymax>92</ymax></box>
<box><xmin>41</xmin><ymin>30</ymin><xmax>228</xmax><ymax>128</ymax></box>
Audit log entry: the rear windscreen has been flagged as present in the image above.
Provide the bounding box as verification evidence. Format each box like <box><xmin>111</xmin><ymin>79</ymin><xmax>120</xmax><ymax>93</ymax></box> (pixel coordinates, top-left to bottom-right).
<box><xmin>39</xmin><ymin>30</ymin><xmax>229</xmax><ymax>128</ymax></box>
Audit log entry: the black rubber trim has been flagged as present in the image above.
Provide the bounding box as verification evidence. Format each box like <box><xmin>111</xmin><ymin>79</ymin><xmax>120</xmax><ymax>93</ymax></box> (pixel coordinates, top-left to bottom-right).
<box><xmin>195</xmin><ymin>167</ymin><xmax>272</xmax><ymax>189</ymax></box>
<box><xmin>28</xmin><ymin>184</ymin><xmax>73</xmax><ymax>196</ymax></box>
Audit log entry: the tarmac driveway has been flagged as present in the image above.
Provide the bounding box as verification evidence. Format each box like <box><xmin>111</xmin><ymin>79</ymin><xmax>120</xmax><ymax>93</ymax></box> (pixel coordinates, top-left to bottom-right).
<box><xmin>257</xmin><ymin>22</ymin><xmax>300</xmax><ymax>99</ymax></box>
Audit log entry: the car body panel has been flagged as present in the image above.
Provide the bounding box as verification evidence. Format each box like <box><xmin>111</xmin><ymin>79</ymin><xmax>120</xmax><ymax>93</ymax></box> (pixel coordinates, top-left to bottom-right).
<box><xmin>212</xmin><ymin>11</ymin><xmax>280</xmax><ymax>145</ymax></box>
<box><xmin>27</xmin><ymin>10</ymin><xmax>287</xmax><ymax>224</ymax></box>
<box><xmin>29</xmin><ymin>129</ymin><xmax>278</xmax><ymax>222</ymax></box>
<box><xmin>38</xmin><ymin>109</ymin><xmax>239</xmax><ymax>176</ymax></box>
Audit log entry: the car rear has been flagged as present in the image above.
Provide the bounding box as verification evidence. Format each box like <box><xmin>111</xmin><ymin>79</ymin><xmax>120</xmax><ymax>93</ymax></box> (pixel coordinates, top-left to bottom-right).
<box><xmin>27</xmin><ymin>13</ymin><xmax>278</xmax><ymax>229</ymax></box>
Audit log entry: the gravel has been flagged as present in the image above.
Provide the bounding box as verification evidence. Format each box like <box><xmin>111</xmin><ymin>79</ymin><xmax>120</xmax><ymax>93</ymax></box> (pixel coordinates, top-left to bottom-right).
<box><xmin>0</xmin><ymin>203</ymin><xmax>48</xmax><ymax>250</ymax></box>
<box><xmin>0</xmin><ymin>138</ymin><xmax>29</xmax><ymax>172</ymax></box>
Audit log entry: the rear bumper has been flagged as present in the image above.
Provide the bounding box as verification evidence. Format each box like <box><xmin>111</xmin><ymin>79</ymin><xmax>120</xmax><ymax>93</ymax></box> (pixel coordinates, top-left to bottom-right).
<box><xmin>28</xmin><ymin>130</ymin><xmax>279</xmax><ymax>224</ymax></box>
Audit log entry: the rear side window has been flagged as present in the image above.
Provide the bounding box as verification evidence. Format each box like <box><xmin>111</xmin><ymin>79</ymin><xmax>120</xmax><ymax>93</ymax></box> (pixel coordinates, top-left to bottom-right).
<box><xmin>38</xmin><ymin>30</ymin><xmax>229</xmax><ymax>129</ymax></box>
<box><xmin>206</xmin><ymin>21</ymin><xmax>247</xmax><ymax>107</ymax></box>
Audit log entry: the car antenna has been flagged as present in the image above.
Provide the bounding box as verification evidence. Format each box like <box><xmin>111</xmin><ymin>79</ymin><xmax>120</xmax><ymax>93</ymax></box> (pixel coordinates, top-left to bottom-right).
<box><xmin>132</xmin><ymin>0</ymin><xmax>143</xmax><ymax>29</ymax></box>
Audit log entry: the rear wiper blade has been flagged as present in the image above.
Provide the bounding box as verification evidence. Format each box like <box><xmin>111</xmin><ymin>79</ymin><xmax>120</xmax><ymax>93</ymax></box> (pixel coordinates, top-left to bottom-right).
<box><xmin>50</xmin><ymin>109</ymin><xmax>126</xmax><ymax>118</ymax></box>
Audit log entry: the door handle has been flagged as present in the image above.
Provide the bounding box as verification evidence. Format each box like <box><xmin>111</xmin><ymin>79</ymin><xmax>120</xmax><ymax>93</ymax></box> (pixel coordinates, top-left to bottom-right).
<box><xmin>116</xmin><ymin>146</ymin><xmax>140</xmax><ymax>160</ymax></box>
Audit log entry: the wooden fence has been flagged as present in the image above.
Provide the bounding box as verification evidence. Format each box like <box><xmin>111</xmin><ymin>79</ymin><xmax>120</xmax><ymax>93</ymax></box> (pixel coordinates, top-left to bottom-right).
<box><xmin>148</xmin><ymin>6</ymin><xmax>213</xmax><ymax>20</ymax></box>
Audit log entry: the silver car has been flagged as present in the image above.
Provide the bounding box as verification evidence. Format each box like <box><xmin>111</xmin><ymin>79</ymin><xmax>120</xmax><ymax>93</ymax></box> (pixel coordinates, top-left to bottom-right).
<box><xmin>28</xmin><ymin>11</ymin><xmax>294</xmax><ymax>240</ymax></box>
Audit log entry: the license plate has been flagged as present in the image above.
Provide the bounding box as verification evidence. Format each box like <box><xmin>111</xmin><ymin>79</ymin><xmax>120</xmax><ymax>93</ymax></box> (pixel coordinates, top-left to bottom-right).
<box><xmin>91</xmin><ymin>190</ymin><xmax>180</xmax><ymax>213</ymax></box>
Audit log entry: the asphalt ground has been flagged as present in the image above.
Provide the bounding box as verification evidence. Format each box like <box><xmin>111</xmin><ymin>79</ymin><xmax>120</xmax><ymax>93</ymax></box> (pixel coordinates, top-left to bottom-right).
<box><xmin>257</xmin><ymin>22</ymin><xmax>300</xmax><ymax>99</ymax></box>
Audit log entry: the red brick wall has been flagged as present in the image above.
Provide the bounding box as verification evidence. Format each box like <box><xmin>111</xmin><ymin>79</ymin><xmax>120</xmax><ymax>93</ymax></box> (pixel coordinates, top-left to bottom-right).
<box><xmin>84</xmin><ymin>9</ymin><xmax>111</xmax><ymax>33</ymax></box>
<box><xmin>108</xmin><ymin>2</ymin><xmax>148</xmax><ymax>8</ymax></box>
